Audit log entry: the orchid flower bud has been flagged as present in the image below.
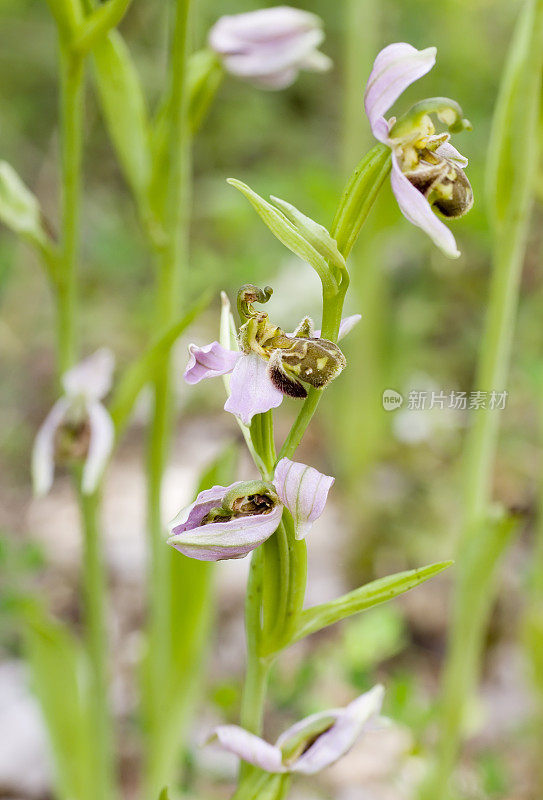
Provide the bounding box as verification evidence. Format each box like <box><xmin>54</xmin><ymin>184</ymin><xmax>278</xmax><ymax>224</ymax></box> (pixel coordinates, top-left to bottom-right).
<box><xmin>207</xmin><ymin>685</ymin><xmax>385</xmax><ymax>774</ymax></box>
<box><xmin>208</xmin><ymin>7</ymin><xmax>332</xmax><ymax>90</ymax></box>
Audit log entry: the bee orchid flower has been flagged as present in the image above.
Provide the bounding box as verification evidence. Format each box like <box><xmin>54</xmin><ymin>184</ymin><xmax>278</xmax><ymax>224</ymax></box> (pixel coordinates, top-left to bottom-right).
<box><xmin>209</xmin><ymin>6</ymin><xmax>332</xmax><ymax>90</ymax></box>
<box><xmin>32</xmin><ymin>349</ymin><xmax>115</xmax><ymax>496</ymax></box>
<box><xmin>184</xmin><ymin>285</ymin><xmax>359</xmax><ymax>426</ymax></box>
<box><xmin>207</xmin><ymin>685</ymin><xmax>385</xmax><ymax>774</ymax></box>
<box><xmin>364</xmin><ymin>43</ymin><xmax>473</xmax><ymax>258</ymax></box>
<box><xmin>167</xmin><ymin>457</ymin><xmax>334</xmax><ymax>561</ymax></box>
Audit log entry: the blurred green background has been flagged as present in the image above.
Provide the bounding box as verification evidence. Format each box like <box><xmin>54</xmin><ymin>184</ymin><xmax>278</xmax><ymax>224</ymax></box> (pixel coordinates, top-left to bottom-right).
<box><xmin>1</xmin><ymin>0</ymin><xmax>542</xmax><ymax>798</ymax></box>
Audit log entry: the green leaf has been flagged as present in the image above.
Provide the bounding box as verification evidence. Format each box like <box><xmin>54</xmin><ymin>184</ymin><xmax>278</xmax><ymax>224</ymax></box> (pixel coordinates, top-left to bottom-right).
<box><xmin>150</xmin><ymin>50</ymin><xmax>222</xmax><ymax>185</ymax></box>
<box><xmin>290</xmin><ymin>560</ymin><xmax>453</xmax><ymax>643</ymax></box>
<box><xmin>92</xmin><ymin>31</ymin><xmax>152</xmax><ymax>201</ymax></box>
<box><xmin>485</xmin><ymin>0</ymin><xmax>543</xmax><ymax>229</ymax></box>
<box><xmin>331</xmin><ymin>143</ymin><xmax>391</xmax><ymax>259</ymax></box>
<box><xmin>188</xmin><ymin>49</ymin><xmax>224</xmax><ymax>134</ymax></box>
<box><xmin>227</xmin><ymin>179</ymin><xmax>339</xmax><ymax>296</ymax></box>
<box><xmin>109</xmin><ymin>291</ymin><xmax>211</xmax><ymax>437</ymax></box>
<box><xmin>21</xmin><ymin>604</ymin><xmax>93</xmax><ymax>800</ymax></box>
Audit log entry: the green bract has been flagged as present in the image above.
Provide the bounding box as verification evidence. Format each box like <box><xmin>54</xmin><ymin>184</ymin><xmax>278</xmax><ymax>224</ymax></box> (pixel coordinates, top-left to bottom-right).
<box><xmin>0</xmin><ymin>162</ymin><xmax>49</xmax><ymax>246</ymax></box>
<box><xmin>227</xmin><ymin>178</ymin><xmax>341</xmax><ymax>296</ymax></box>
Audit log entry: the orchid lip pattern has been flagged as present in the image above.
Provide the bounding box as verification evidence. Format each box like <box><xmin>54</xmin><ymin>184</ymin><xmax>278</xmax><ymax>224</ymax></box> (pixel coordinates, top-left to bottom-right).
<box><xmin>364</xmin><ymin>42</ymin><xmax>473</xmax><ymax>258</ymax></box>
<box><xmin>208</xmin><ymin>6</ymin><xmax>332</xmax><ymax>90</ymax></box>
<box><xmin>167</xmin><ymin>457</ymin><xmax>333</xmax><ymax>561</ymax></box>
<box><xmin>184</xmin><ymin>285</ymin><xmax>359</xmax><ymax>426</ymax></box>
<box><xmin>167</xmin><ymin>481</ymin><xmax>283</xmax><ymax>561</ymax></box>
<box><xmin>207</xmin><ymin>685</ymin><xmax>385</xmax><ymax>774</ymax></box>
<box><xmin>31</xmin><ymin>348</ymin><xmax>115</xmax><ymax>496</ymax></box>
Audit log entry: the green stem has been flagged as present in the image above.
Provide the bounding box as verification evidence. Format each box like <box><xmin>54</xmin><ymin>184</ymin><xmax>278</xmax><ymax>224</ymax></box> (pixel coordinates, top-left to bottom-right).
<box><xmin>144</xmin><ymin>0</ymin><xmax>193</xmax><ymax>791</ymax></box>
<box><xmin>231</xmin><ymin>772</ymin><xmax>285</xmax><ymax>800</ymax></box>
<box><xmin>73</xmin><ymin>0</ymin><xmax>134</xmax><ymax>55</ymax></box>
<box><xmin>278</xmin><ymin>388</ymin><xmax>322</xmax><ymax>462</ymax></box>
<box><xmin>263</xmin><ymin>520</ymin><xmax>290</xmax><ymax>649</ymax></box>
<box><xmin>342</xmin><ymin>0</ymin><xmax>378</xmax><ymax>172</ymax></box>
<box><xmin>56</xmin><ymin>48</ymin><xmax>84</xmax><ymax>377</ymax></box>
<box><xmin>55</xmin><ymin>25</ymin><xmax>115</xmax><ymax>800</ymax></box>
<box><xmin>281</xmin><ymin>513</ymin><xmax>307</xmax><ymax>645</ymax></box>
<box><xmin>239</xmin><ymin>548</ymin><xmax>272</xmax><ymax>783</ymax></box>
<box><xmin>78</xmin><ymin>488</ymin><xmax>115</xmax><ymax>800</ymax></box>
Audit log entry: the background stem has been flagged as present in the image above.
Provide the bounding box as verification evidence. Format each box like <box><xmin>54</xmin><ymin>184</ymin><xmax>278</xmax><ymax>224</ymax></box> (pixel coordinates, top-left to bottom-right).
<box><xmin>57</xmin><ymin>49</ymin><xmax>83</xmax><ymax>377</ymax></box>
<box><xmin>78</xmin><ymin>488</ymin><xmax>115</xmax><ymax>800</ymax></box>
<box><xmin>144</xmin><ymin>0</ymin><xmax>193</xmax><ymax>791</ymax></box>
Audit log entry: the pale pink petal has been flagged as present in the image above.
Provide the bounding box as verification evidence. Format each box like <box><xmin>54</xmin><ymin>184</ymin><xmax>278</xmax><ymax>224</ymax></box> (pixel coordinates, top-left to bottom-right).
<box><xmin>184</xmin><ymin>341</ymin><xmax>241</xmax><ymax>385</ymax></box>
<box><xmin>338</xmin><ymin>314</ymin><xmax>362</xmax><ymax>340</ymax></box>
<box><xmin>390</xmin><ymin>153</ymin><xmax>460</xmax><ymax>258</ymax></box>
<box><xmin>436</xmin><ymin>140</ymin><xmax>468</xmax><ymax>167</ymax></box>
<box><xmin>31</xmin><ymin>398</ymin><xmax>70</xmax><ymax>496</ymax></box>
<box><xmin>208</xmin><ymin>7</ymin><xmax>330</xmax><ymax>89</ymax></box>
<box><xmin>209</xmin><ymin>7</ymin><xmax>322</xmax><ymax>53</ymax></box>
<box><xmin>207</xmin><ymin>725</ymin><xmax>285</xmax><ymax>772</ymax></box>
<box><xmin>364</xmin><ymin>43</ymin><xmax>436</xmax><ymax>142</ymax></box>
<box><xmin>81</xmin><ymin>401</ymin><xmax>115</xmax><ymax>494</ymax></box>
<box><xmin>62</xmin><ymin>348</ymin><xmax>115</xmax><ymax>401</ymax></box>
<box><xmin>224</xmin><ymin>354</ymin><xmax>283</xmax><ymax>425</ymax></box>
<box><xmin>274</xmin><ymin>457</ymin><xmax>334</xmax><ymax>540</ymax></box>
<box><xmin>169</xmin><ymin>484</ymin><xmax>233</xmax><ymax>532</ymax></box>
<box><xmin>220</xmin><ymin>29</ymin><xmax>323</xmax><ymax>79</ymax></box>
<box><xmin>291</xmin><ymin>685</ymin><xmax>385</xmax><ymax>775</ymax></box>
